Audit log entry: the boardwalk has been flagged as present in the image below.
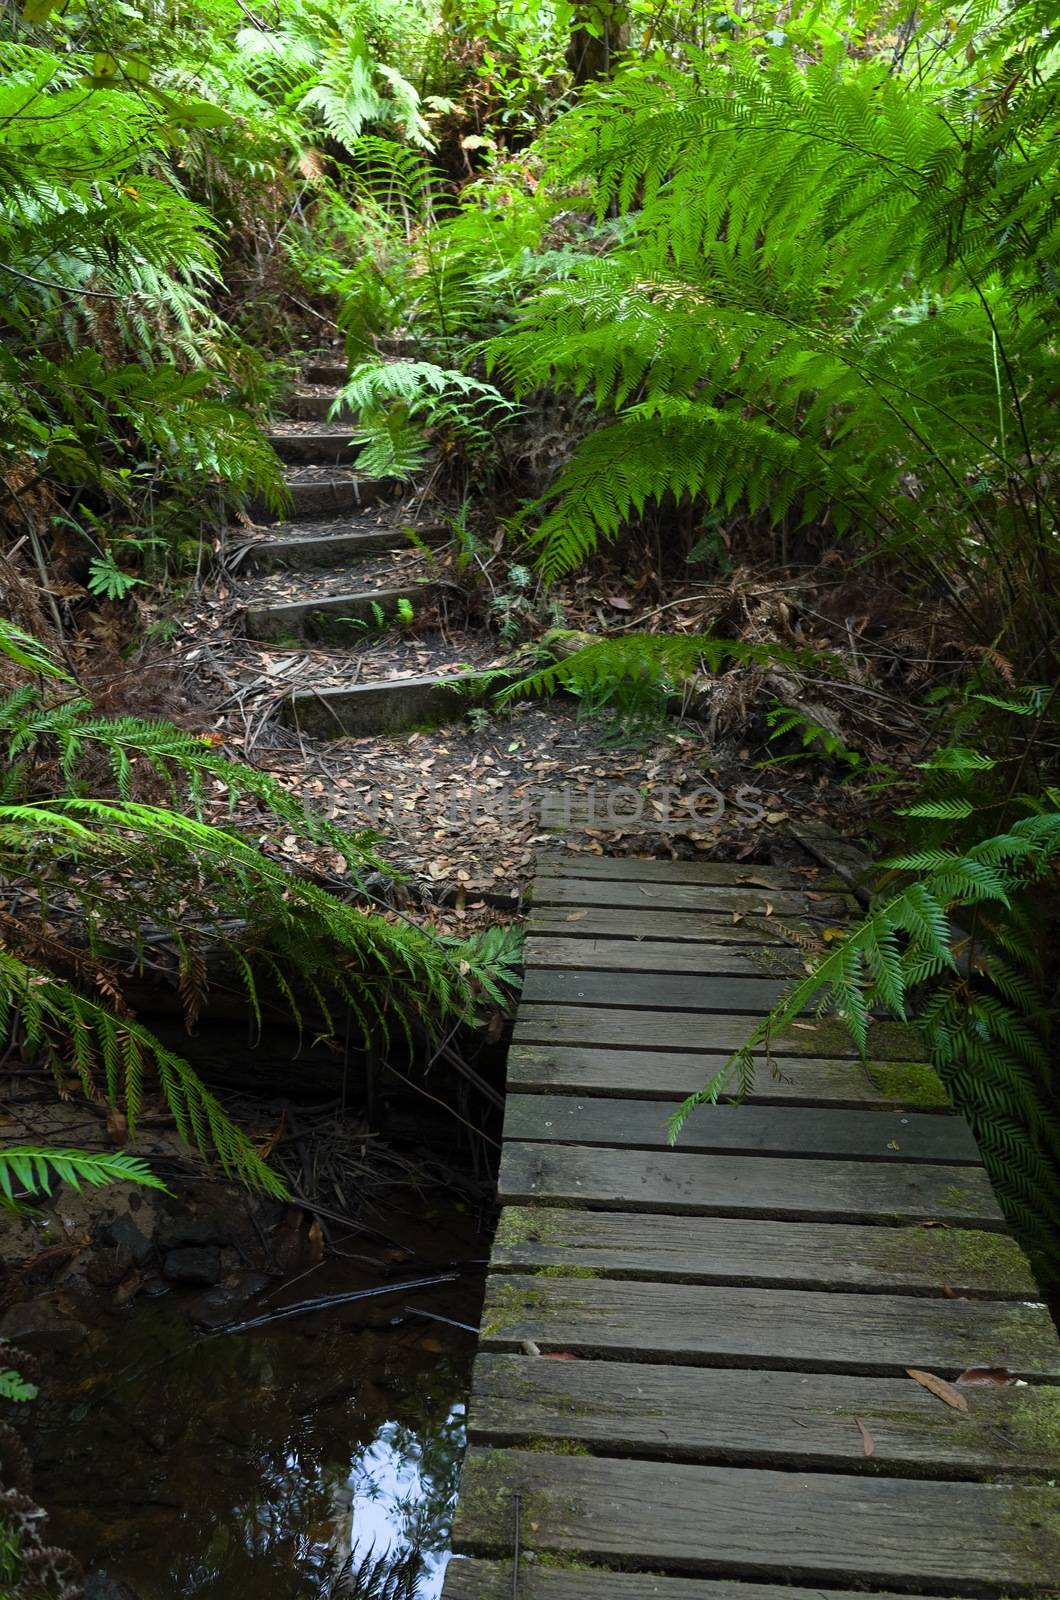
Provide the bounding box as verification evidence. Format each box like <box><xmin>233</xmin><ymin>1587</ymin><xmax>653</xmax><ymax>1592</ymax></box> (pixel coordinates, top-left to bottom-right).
<box><xmin>442</xmin><ymin>848</ymin><xmax>1060</xmax><ymax>1598</ymax></box>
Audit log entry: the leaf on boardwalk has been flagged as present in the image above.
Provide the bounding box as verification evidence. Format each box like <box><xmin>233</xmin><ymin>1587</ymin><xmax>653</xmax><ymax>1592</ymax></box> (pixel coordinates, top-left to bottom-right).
<box><xmin>565</xmin><ymin>911</ymin><xmax>587</xmax><ymax>922</ymax></box>
<box><xmin>855</xmin><ymin>1418</ymin><xmax>875</xmax><ymax>1457</ymax></box>
<box><xmin>905</xmin><ymin>1368</ymin><xmax>969</xmax><ymax>1410</ymax></box>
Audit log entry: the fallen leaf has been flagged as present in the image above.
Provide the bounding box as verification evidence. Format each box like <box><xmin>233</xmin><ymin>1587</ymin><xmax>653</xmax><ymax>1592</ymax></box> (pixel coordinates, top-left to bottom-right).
<box><xmin>855</xmin><ymin>1418</ymin><xmax>875</xmax><ymax>1457</ymax></box>
<box><xmin>565</xmin><ymin>911</ymin><xmax>588</xmax><ymax>922</ymax></box>
<box><xmin>543</xmin><ymin>1350</ymin><xmax>577</xmax><ymax>1360</ymax></box>
<box><xmin>606</xmin><ymin>594</ymin><xmax>634</xmax><ymax>610</ymax></box>
<box><xmin>905</xmin><ymin>1368</ymin><xmax>968</xmax><ymax>1410</ymax></box>
<box><xmin>956</xmin><ymin>1367</ymin><xmax>1016</xmax><ymax>1386</ymax></box>
<box><xmin>822</xmin><ymin>926</ymin><xmax>847</xmax><ymax>942</ymax></box>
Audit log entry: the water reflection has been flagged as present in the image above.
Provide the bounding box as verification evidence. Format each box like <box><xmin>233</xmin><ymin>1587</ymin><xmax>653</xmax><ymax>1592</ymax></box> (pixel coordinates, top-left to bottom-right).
<box><xmin>30</xmin><ymin>1274</ymin><xmax>478</xmax><ymax>1600</ymax></box>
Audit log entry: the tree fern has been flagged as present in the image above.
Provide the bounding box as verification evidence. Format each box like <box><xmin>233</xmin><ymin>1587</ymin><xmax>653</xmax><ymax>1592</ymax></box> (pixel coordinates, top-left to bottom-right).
<box><xmin>0</xmin><ymin>620</ymin><xmax>517</xmax><ymax>1193</ymax></box>
<box><xmin>670</xmin><ymin>804</ymin><xmax>1060</xmax><ymax>1255</ymax></box>
<box><xmin>485</xmin><ymin>9</ymin><xmax>1058</xmax><ymax>664</ymax></box>
<box><xmin>0</xmin><ymin>1146</ymin><xmax>167</xmax><ymax>1209</ymax></box>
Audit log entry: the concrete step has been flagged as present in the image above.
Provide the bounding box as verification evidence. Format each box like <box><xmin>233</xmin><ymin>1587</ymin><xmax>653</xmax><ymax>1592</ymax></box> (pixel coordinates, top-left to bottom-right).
<box><xmin>238</xmin><ymin>519</ymin><xmax>449</xmax><ymax>572</ymax></box>
<box><xmin>282</xmin><ymin>671</ymin><xmax>485</xmax><ymax>738</ymax></box>
<box><xmin>302</xmin><ymin>360</ymin><xmax>347</xmax><ymax>386</ymax></box>
<box><xmin>268</xmin><ymin>425</ymin><xmax>361</xmax><ymax>466</ymax></box>
<box><xmin>244</xmin><ymin>583</ymin><xmax>465</xmax><ymax>643</ymax></box>
<box><xmin>281</xmin><ymin>388</ymin><xmax>349</xmax><ymax>423</ymax></box>
<box><xmin>252</xmin><ymin>471</ymin><xmax>394</xmax><ymax>523</ymax></box>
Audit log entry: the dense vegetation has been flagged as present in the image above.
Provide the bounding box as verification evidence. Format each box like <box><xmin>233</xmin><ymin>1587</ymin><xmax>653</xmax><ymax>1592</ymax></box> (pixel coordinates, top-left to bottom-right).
<box><xmin>2</xmin><ymin>0</ymin><xmax>1059</xmax><ymax>1288</ymax></box>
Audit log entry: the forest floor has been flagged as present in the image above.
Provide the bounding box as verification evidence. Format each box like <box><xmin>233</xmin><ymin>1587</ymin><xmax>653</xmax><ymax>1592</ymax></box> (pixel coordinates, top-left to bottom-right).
<box><xmin>162</xmin><ymin>472</ymin><xmax>939</xmax><ymax>932</ymax></box>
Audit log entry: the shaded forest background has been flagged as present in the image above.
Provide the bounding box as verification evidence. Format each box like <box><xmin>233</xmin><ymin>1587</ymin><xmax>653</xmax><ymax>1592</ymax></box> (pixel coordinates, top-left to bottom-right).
<box><xmin>1</xmin><ymin>0</ymin><xmax>1059</xmax><ymax>1302</ymax></box>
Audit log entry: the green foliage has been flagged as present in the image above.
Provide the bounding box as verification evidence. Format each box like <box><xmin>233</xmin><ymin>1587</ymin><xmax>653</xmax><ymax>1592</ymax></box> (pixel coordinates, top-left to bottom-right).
<box><xmin>0</xmin><ymin>1368</ymin><xmax>37</xmax><ymax>1404</ymax></box>
<box><xmin>0</xmin><ymin>1146</ymin><xmax>166</xmax><ymax>1210</ymax></box>
<box><xmin>499</xmin><ymin>629</ymin><xmax>805</xmax><ymax>730</ymax></box>
<box><xmin>0</xmin><ymin>619</ymin><xmax>507</xmax><ymax>1193</ymax></box>
<box><xmin>487</xmin><ymin>3</ymin><xmax>1060</xmax><ymax>665</ymax></box>
<box><xmin>337</xmin><ymin>359</ymin><xmax>521</xmax><ymax>481</ymax></box>
<box><xmin>672</xmin><ymin>794</ymin><xmax>1060</xmax><ymax>1257</ymax></box>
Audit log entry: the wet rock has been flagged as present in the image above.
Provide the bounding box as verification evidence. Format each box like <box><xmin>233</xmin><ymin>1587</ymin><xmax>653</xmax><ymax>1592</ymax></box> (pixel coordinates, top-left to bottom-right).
<box><xmin>162</xmin><ymin>1246</ymin><xmax>222</xmax><ymax>1286</ymax></box>
<box><xmin>103</xmin><ymin>1214</ymin><xmax>154</xmax><ymax>1266</ymax></box>
<box><xmin>155</xmin><ymin>1215</ymin><xmax>223</xmax><ymax>1252</ymax></box>
<box><xmin>185</xmin><ymin>1271</ymin><xmax>270</xmax><ymax>1330</ymax></box>
<box><xmin>84</xmin><ymin>1573</ymin><xmax>142</xmax><ymax>1600</ymax></box>
<box><xmin>86</xmin><ymin>1243</ymin><xmax>133</xmax><ymax>1288</ymax></box>
<box><xmin>0</xmin><ymin>1296</ymin><xmax>88</xmax><ymax>1351</ymax></box>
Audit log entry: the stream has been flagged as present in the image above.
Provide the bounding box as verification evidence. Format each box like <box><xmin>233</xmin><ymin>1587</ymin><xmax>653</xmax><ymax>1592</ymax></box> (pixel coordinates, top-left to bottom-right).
<box><xmin>26</xmin><ymin>1196</ymin><xmax>487</xmax><ymax>1598</ymax></box>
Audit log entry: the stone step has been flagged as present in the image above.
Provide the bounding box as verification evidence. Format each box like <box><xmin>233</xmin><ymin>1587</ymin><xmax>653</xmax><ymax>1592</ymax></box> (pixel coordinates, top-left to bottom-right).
<box><xmin>281</xmin><ymin>388</ymin><xmax>349</xmax><ymax>423</ymax></box>
<box><xmin>282</xmin><ymin>671</ymin><xmax>483</xmax><ymax>739</ymax></box>
<box><xmin>302</xmin><ymin>360</ymin><xmax>347</xmax><ymax>386</ymax></box>
<box><xmin>252</xmin><ymin>471</ymin><xmax>394</xmax><ymax>523</ymax></box>
<box><xmin>268</xmin><ymin>424</ymin><xmax>361</xmax><ymax>466</ymax></box>
<box><xmin>237</xmin><ymin>519</ymin><xmax>449</xmax><ymax>573</ymax></box>
<box><xmin>282</xmin><ymin>671</ymin><xmax>485</xmax><ymax>738</ymax></box>
<box><xmin>244</xmin><ymin>583</ymin><xmax>465</xmax><ymax>643</ymax></box>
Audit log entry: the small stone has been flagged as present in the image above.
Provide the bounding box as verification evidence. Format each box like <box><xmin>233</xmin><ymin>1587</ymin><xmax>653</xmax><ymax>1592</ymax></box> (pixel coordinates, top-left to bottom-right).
<box><xmin>0</xmin><ymin>1297</ymin><xmax>88</xmax><ymax>1351</ymax></box>
<box><xmin>103</xmin><ymin>1214</ymin><xmax>154</xmax><ymax>1266</ymax></box>
<box><xmin>86</xmin><ymin>1244</ymin><xmax>133</xmax><ymax>1288</ymax></box>
<box><xmin>155</xmin><ymin>1216</ymin><xmax>222</xmax><ymax>1252</ymax></box>
<box><xmin>162</xmin><ymin>1246</ymin><xmax>222</xmax><ymax>1287</ymax></box>
<box><xmin>84</xmin><ymin>1574</ymin><xmax>142</xmax><ymax>1600</ymax></box>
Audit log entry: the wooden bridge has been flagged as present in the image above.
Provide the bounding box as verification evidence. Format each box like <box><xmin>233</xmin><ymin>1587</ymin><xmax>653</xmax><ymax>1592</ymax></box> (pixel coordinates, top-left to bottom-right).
<box><xmin>441</xmin><ymin>846</ymin><xmax>1060</xmax><ymax>1599</ymax></box>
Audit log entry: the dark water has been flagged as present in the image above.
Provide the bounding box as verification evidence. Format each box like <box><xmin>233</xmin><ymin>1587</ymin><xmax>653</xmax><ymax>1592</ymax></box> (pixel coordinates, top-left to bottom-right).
<box><xmin>30</xmin><ymin>1217</ymin><xmax>485</xmax><ymax>1598</ymax></box>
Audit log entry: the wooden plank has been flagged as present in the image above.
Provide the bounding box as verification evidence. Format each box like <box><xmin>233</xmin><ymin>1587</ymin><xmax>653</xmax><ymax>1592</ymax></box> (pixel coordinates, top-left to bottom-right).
<box><xmin>523</xmin><ymin>936</ymin><xmax>805</xmax><ymax>977</ymax></box>
<box><xmin>527</xmin><ymin>907</ymin><xmax>817</xmax><ymax>945</ymax></box>
<box><xmin>536</xmin><ymin>854</ymin><xmax>837</xmax><ymax>889</ymax></box>
<box><xmin>514</xmin><ymin>1005</ymin><xmax>920</xmax><ymax>1060</ymax></box>
<box><xmin>533</xmin><ymin>876</ymin><xmax>853</xmax><ymax>917</ymax></box>
<box><xmin>521</xmin><ymin>969</ymin><xmax>800</xmax><ymax>1013</ymax></box>
<box><xmin>451</xmin><ymin>1449</ymin><xmax>1060</xmax><ymax>1589</ymax></box>
<box><xmin>479</xmin><ymin>1275</ymin><xmax>1057</xmax><ymax>1375</ymax></box>
<box><xmin>501</xmin><ymin>1097</ymin><xmax>981</xmax><ymax>1164</ymax></box>
<box><xmin>490</xmin><ymin>1209</ymin><xmax>1039</xmax><ymax>1297</ymax></box>
<box><xmin>498</xmin><ymin>1142</ymin><xmax>1003</xmax><ymax>1226</ymax></box>
<box><xmin>444</xmin><ymin>1565</ymin><xmax>942</xmax><ymax>1600</ymax></box>
<box><xmin>507</xmin><ymin>1045</ymin><xmax>951</xmax><ymax>1108</ymax></box>
<box><xmin>467</xmin><ymin>1354</ymin><xmax>1060</xmax><ymax>1476</ymax></box>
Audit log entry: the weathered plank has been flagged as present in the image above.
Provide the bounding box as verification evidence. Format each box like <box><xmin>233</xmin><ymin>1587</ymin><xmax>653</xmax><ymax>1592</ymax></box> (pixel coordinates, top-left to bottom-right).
<box><xmin>513</xmin><ymin>1005</ymin><xmax>920</xmax><ymax>1059</ymax></box>
<box><xmin>479</xmin><ymin>1275</ymin><xmax>1057</xmax><ymax>1375</ymax></box>
<box><xmin>537</xmin><ymin>854</ymin><xmax>838</xmax><ymax>889</ymax></box>
<box><xmin>467</xmin><ymin>1354</ymin><xmax>1060</xmax><ymax>1476</ymax></box>
<box><xmin>451</xmin><ymin>1449</ymin><xmax>1060</xmax><ymax>1589</ymax></box>
<box><xmin>523</xmin><ymin>936</ymin><xmax>805</xmax><ymax>976</ymax></box>
<box><xmin>507</xmin><ymin>1044</ymin><xmax>950</xmax><ymax>1109</ymax></box>
<box><xmin>491</xmin><ymin>1208</ymin><xmax>1038</xmax><ymax>1297</ymax></box>
<box><xmin>501</xmin><ymin>1097</ymin><xmax>981</xmax><ymax>1164</ymax></box>
<box><xmin>533</xmin><ymin>876</ymin><xmax>853</xmax><ymax>917</ymax></box>
<box><xmin>444</xmin><ymin>1566</ymin><xmax>941</xmax><ymax>1600</ymax></box>
<box><xmin>521</xmin><ymin>969</ymin><xmax>800</xmax><ymax>1013</ymax></box>
<box><xmin>498</xmin><ymin>1142</ymin><xmax>1003</xmax><ymax>1226</ymax></box>
<box><xmin>527</xmin><ymin>907</ymin><xmax>817</xmax><ymax>945</ymax></box>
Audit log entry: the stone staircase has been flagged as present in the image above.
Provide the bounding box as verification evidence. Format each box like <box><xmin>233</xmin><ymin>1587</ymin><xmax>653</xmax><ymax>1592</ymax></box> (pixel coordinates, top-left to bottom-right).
<box><xmin>236</xmin><ymin>358</ymin><xmax>498</xmax><ymax>739</ymax></box>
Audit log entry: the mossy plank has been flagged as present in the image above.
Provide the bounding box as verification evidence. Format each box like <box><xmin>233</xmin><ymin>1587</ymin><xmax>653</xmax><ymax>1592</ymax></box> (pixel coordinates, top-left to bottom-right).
<box><xmin>467</xmin><ymin>1354</ymin><xmax>1060</xmax><ymax>1477</ymax></box>
<box><xmin>499</xmin><ymin>1142</ymin><xmax>1003</xmax><ymax>1227</ymax></box>
<box><xmin>490</xmin><ymin>1210</ymin><xmax>1038</xmax><ymax>1297</ymax></box>
<box><xmin>450</xmin><ymin>1449</ymin><xmax>1060</xmax><ymax>1589</ymax></box>
<box><xmin>531</xmin><ymin>875</ymin><xmax>855</xmax><ymax>918</ymax></box>
<box><xmin>502</xmin><ymin>1097</ymin><xmax>980</xmax><ymax>1163</ymax></box>
<box><xmin>513</xmin><ymin>1005</ymin><xmax>921</xmax><ymax>1060</ymax></box>
<box><xmin>442</xmin><ymin>1565</ymin><xmax>944</xmax><ymax>1600</ymax></box>
<box><xmin>534</xmin><ymin>853</ymin><xmax>847</xmax><ymax>890</ymax></box>
<box><xmin>478</xmin><ymin>1275</ymin><xmax>1060</xmax><ymax>1377</ymax></box>
<box><xmin>506</xmin><ymin>1044</ymin><xmax>950</xmax><ymax>1108</ymax></box>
